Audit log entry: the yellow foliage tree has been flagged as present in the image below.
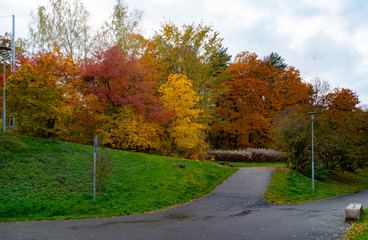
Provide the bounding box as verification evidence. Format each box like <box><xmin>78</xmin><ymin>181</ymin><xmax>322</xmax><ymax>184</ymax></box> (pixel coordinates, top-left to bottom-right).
<box><xmin>104</xmin><ymin>106</ymin><xmax>161</xmax><ymax>152</ymax></box>
<box><xmin>159</xmin><ymin>74</ymin><xmax>206</xmax><ymax>159</ymax></box>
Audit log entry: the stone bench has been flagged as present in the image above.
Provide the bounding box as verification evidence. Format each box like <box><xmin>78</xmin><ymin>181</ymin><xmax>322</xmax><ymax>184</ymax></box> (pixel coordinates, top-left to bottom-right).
<box><xmin>344</xmin><ymin>203</ymin><xmax>363</xmax><ymax>220</ymax></box>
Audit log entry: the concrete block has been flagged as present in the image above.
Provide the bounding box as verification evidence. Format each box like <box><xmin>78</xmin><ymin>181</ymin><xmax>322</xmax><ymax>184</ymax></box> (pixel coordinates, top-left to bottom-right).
<box><xmin>344</xmin><ymin>203</ymin><xmax>363</xmax><ymax>220</ymax></box>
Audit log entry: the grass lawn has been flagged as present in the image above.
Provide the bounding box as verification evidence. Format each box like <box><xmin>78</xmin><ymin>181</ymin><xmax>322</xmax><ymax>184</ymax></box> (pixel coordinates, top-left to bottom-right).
<box><xmin>264</xmin><ymin>166</ymin><xmax>368</xmax><ymax>239</ymax></box>
<box><xmin>264</xmin><ymin>166</ymin><xmax>368</xmax><ymax>204</ymax></box>
<box><xmin>0</xmin><ymin>134</ymin><xmax>237</xmax><ymax>222</ymax></box>
<box><xmin>344</xmin><ymin>209</ymin><xmax>368</xmax><ymax>240</ymax></box>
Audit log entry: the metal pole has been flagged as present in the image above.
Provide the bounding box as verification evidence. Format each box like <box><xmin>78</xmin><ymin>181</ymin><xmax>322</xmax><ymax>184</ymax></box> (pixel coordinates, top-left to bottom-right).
<box><xmin>311</xmin><ymin>114</ymin><xmax>315</xmax><ymax>192</ymax></box>
<box><xmin>11</xmin><ymin>15</ymin><xmax>15</xmax><ymax>73</ymax></box>
<box><xmin>2</xmin><ymin>50</ymin><xmax>5</xmax><ymax>133</ymax></box>
<box><xmin>93</xmin><ymin>136</ymin><xmax>97</xmax><ymax>202</ymax></box>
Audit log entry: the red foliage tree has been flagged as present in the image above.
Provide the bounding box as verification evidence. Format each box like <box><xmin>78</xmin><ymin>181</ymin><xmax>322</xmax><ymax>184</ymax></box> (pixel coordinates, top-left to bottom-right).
<box><xmin>81</xmin><ymin>46</ymin><xmax>171</xmax><ymax>124</ymax></box>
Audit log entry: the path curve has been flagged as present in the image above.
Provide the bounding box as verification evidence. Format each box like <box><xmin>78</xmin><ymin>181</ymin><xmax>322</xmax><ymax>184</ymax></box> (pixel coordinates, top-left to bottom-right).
<box><xmin>1</xmin><ymin>167</ymin><xmax>368</xmax><ymax>240</ymax></box>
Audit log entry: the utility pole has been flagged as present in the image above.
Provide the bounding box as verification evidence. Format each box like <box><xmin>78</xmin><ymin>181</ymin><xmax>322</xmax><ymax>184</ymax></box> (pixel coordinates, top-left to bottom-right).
<box><xmin>307</xmin><ymin>111</ymin><xmax>318</xmax><ymax>191</ymax></box>
<box><xmin>11</xmin><ymin>15</ymin><xmax>15</xmax><ymax>73</ymax></box>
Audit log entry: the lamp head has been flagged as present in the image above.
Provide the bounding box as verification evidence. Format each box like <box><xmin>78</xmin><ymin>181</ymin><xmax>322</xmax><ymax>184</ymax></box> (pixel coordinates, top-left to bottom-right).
<box><xmin>0</xmin><ymin>46</ymin><xmax>11</xmax><ymax>51</ymax></box>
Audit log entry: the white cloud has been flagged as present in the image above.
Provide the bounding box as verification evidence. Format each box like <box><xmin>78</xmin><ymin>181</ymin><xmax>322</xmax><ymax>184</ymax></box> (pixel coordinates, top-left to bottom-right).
<box><xmin>301</xmin><ymin>0</ymin><xmax>345</xmax><ymax>13</ymax></box>
<box><xmin>1</xmin><ymin>0</ymin><xmax>368</xmax><ymax>105</ymax></box>
<box><xmin>203</xmin><ymin>0</ymin><xmax>265</xmax><ymax>29</ymax></box>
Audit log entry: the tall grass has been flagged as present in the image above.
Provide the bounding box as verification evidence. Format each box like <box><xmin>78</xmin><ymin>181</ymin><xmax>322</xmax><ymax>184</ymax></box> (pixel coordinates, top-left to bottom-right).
<box><xmin>208</xmin><ymin>148</ymin><xmax>282</xmax><ymax>162</ymax></box>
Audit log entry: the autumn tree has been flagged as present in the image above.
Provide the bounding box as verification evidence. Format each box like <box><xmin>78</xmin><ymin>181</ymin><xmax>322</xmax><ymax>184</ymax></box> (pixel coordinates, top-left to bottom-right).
<box><xmin>325</xmin><ymin>88</ymin><xmax>360</xmax><ymax>112</ymax></box>
<box><xmin>262</xmin><ymin>52</ymin><xmax>311</xmax><ymax>111</ymax></box>
<box><xmin>274</xmin><ymin>87</ymin><xmax>367</xmax><ymax>176</ymax></box>
<box><xmin>7</xmin><ymin>48</ymin><xmax>81</xmax><ymax>138</ymax></box>
<box><xmin>158</xmin><ymin>74</ymin><xmax>206</xmax><ymax>159</ymax></box>
<box><xmin>81</xmin><ymin>46</ymin><xmax>171</xmax><ymax>149</ymax></box>
<box><xmin>28</xmin><ymin>0</ymin><xmax>91</xmax><ymax>59</ymax></box>
<box><xmin>211</xmin><ymin>52</ymin><xmax>272</xmax><ymax>149</ymax></box>
<box><xmin>143</xmin><ymin>21</ymin><xmax>231</xmax><ymax>114</ymax></box>
<box><xmin>211</xmin><ymin>51</ymin><xmax>310</xmax><ymax>149</ymax></box>
<box><xmin>316</xmin><ymin>88</ymin><xmax>366</xmax><ymax>172</ymax></box>
<box><xmin>103</xmin><ymin>106</ymin><xmax>162</xmax><ymax>152</ymax></box>
<box><xmin>82</xmin><ymin>46</ymin><xmax>165</xmax><ymax>119</ymax></box>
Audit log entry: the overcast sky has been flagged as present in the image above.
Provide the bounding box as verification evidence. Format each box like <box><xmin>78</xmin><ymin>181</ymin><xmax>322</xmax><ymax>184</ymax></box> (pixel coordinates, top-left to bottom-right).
<box><xmin>1</xmin><ymin>0</ymin><xmax>368</xmax><ymax>105</ymax></box>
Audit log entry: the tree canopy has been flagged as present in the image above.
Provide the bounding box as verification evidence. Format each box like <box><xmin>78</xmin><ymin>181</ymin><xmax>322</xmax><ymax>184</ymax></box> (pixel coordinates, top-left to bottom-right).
<box><xmin>2</xmin><ymin>0</ymin><xmax>367</xmax><ymax>171</ymax></box>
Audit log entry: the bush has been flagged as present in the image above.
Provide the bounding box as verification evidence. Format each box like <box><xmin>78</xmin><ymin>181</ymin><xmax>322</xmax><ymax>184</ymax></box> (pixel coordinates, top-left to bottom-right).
<box><xmin>90</xmin><ymin>148</ymin><xmax>112</xmax><ymax>193</ymax></box>
<box><xmin>301</xmin><ymin>162</ymin><xmax>333</xmax><ymax>181</ymax></box>
<box><xmin>273</xmin><ymin>106</ymin><xmax>368</xmax><ymax>175</ymax></box>
<box><xmin>207</xmin><ymin>148</ymin><xmax>282</xmax><ymax>162</ymax></box>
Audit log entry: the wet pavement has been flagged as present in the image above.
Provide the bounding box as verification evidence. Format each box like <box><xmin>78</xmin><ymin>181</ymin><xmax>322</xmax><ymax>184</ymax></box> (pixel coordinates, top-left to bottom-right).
<box><xmin>1</xmin><ymin>167</ymin><xmax>367</xmax><ymax>240</ymax></box>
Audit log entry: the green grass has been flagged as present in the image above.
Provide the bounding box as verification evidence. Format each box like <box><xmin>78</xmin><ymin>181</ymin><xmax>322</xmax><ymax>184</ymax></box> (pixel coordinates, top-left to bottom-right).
<box><xmin>264</xmin><ymin>167</ymin><xmax>368</xmax><ymax>204</ymax></box>
<box><xmin>0</xmin><ymin>134</ymin><xmax>237</xmax><ymax>221</ymax></box>
<box><xmin>345</xmin><ymin>209</ymin><xmax>368</xmax><ymax>240</ymax></box>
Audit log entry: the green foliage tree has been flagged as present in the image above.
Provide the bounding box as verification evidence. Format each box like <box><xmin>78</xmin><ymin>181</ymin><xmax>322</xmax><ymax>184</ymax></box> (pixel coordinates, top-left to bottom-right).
<box><xmin>273</xmin><ymin>106</ymin><xmax>314</xmax><ymax>173</ymax></box>
<box><xmin>273</xmin><ymin>88</ymin><xmax>367</xmax><ymax>176</ymax></box>
<box><xmin>144</xmin><ymin>21</ymin><xmax>231</xmax><ymax>113</ymax></box>
<box><xmin>263</xmin><ymin>52</ymin><xmax>287</xmax><ymax>71</ymax></box>
<box><xmin>316</xmin><ymin>88</ymin><xmax>367</xmax><ymax>172</ymax></box>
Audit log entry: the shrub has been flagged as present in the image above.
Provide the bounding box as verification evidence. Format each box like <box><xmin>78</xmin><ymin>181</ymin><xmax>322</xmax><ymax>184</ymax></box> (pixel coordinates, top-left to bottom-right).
<box><xmin>90</xmin><ymin>148</ymin><xmax>112</xmax><ymax>193</ymax></box>
<box><xmin>273</xmin><ymin>106</ymin><xmax>368</xmax><ymax>175</ymax></box>
<box><xmin>302</xmin><ymin>162</ymin><xmax>333</xmax><ymax>181</ymax></box>
<box><xmin>207</xmin><ymin>148</ymin><xmax>282</xmax><ymax>162</ymax></box>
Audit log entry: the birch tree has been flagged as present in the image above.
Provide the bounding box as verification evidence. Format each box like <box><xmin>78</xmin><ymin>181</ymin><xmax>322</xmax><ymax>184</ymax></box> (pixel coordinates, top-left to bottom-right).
<box><xmin>28</xmin><ymin>0</ymin><xmax>91</xmax><ymax>59</ymax></box>
<box><xmin>92</xmin><ymin>0</ymin><xmax>144</xmax><ymax>52</ymax></box>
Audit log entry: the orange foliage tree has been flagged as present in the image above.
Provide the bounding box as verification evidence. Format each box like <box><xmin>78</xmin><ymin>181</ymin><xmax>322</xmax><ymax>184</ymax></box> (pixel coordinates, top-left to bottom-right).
<box><xmin>211</xmin><ymin>51</ymin><xmax>310</xmax><ymax>149</ymax></box>
<box><xmin>325</xmin><ymin>88</ymin><xmax>360</xmax><ymax>112</ymax></box>
<box><xmin>7</xmin><ymin>48</ymin><xmax>81</xmax><ymax>139</ymax></box>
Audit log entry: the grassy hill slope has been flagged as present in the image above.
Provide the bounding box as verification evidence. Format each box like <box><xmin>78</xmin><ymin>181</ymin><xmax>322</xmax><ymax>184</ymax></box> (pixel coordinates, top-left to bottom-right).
<box><xmin>0</xmin><ymin>134</ymin><xmax>236</xmax><ymax>221</ymax></box>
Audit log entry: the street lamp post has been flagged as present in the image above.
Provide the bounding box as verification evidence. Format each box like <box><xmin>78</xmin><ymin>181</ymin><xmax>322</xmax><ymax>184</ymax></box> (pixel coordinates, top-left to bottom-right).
<box><xmin>1</xmin><ymin>46</ymin><xmax>11</xmax><ymax>133</ymax></box>
<box><xmin>307</xmin><ymin>111</ymin><xmax>319</xmax><ymax>192</ymax></box>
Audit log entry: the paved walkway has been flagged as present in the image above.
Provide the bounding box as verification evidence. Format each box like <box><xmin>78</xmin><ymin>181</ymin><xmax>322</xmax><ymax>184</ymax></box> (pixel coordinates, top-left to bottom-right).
<box><xmin>1</xmin><ymin>167</ymin><xmax>367</xmax><ymax>240</ymax></box>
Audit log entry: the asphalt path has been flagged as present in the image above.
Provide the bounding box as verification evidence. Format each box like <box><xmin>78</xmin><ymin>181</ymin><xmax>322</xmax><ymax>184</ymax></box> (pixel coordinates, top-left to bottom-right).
<box><xmin>1</xmin><ymin>167</ymin><xmax>368</xmax><ymax>240</ymax></box>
